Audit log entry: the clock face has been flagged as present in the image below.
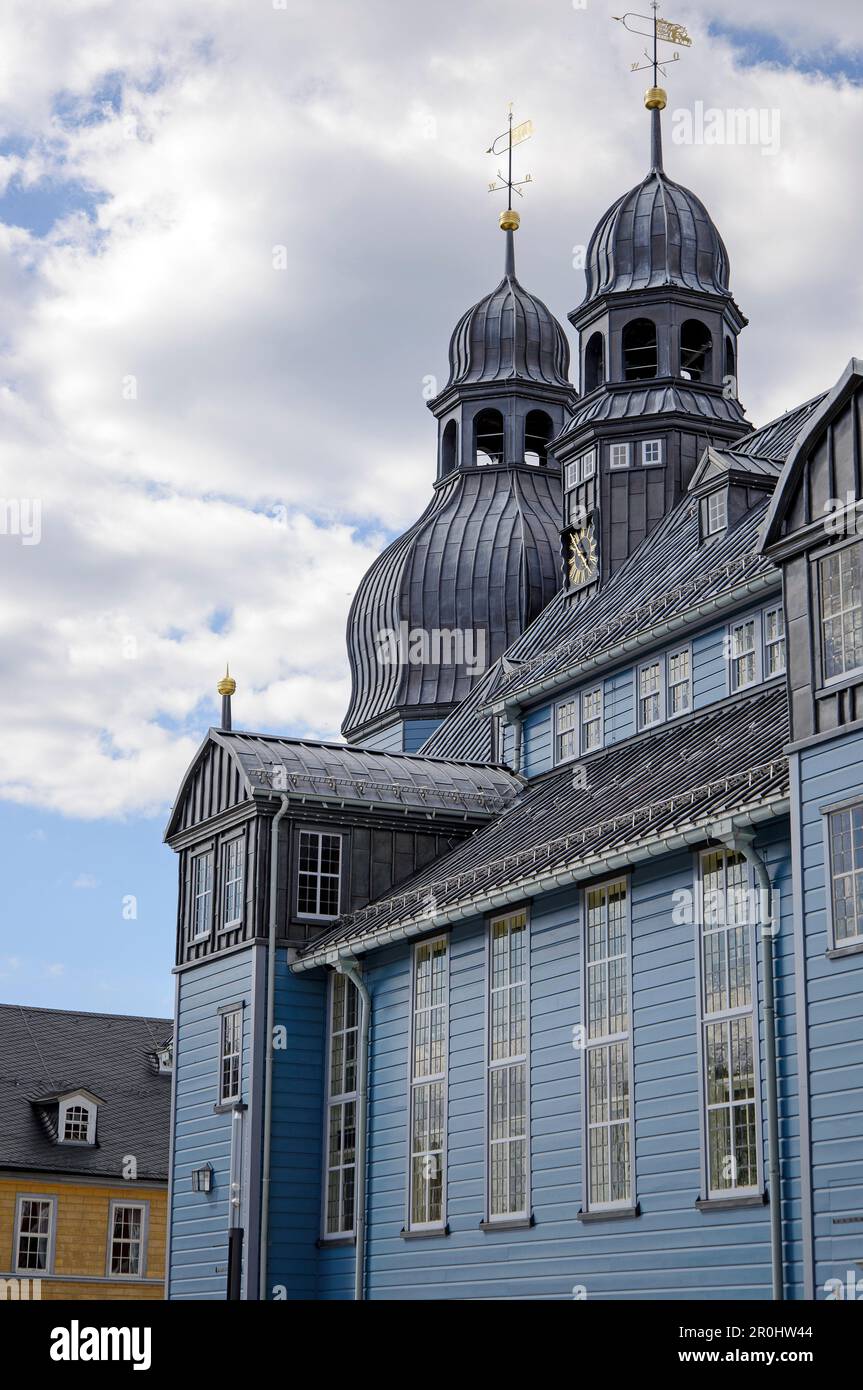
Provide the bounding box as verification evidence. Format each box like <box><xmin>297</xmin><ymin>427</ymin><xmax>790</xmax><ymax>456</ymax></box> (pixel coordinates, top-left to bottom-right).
<box><xmin>567</xmin><ymin>520</ymin><xmax>598</xmax><ymax>588</ymax></box>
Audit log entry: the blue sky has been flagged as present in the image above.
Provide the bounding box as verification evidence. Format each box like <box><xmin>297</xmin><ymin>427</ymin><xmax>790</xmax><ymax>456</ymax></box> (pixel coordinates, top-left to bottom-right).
<box><xmin>1</xmin><ymin>0</ymin><xmax>862</xmax><ymax>1020</ymax></box>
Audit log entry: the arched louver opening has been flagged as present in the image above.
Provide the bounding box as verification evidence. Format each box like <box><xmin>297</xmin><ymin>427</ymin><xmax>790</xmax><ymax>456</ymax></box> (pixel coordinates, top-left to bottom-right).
<box><xmin>524</xmin><ymin>410</ymin><xmax>554</xmax><ymax>466</ymax></box>
<box><xmin>680</xmin><ymin>319</ymin><xmax>713</xmax><ymax>382</ymax></box>
<box><xmin>584</xmin><ymin>331</ymin><xmax>605</xmax><ymax>393</ymax></box>
<box><xmin>724</xmin><ymin>337</ymin><xmax>737</xmax><ymax>394</ymax></box>
<box><xmin>440</xmin><ymin>419</ymin><xmax>458</xmax><ymax>477</ymax></box>
<box><xmin>474</xmin><ymin>408</ymin><xmax>504</xmax><ymax>465</ymax></box>
<box><xmin>622</xmin><ymin>318</ymin><xmax>658</xmax><ymax>381</ymax></box>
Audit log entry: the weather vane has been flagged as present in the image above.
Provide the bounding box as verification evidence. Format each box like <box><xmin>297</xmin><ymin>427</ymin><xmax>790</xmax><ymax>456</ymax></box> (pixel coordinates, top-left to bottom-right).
<box><xmin>487</xmin><ymin>105</ymin><xmax>533</xmax><ymax>231</ymax></box>
<box><xmin>613</xmin><ymin>2</ymin><xmax>692</xmax><ymax>88</ymax></box>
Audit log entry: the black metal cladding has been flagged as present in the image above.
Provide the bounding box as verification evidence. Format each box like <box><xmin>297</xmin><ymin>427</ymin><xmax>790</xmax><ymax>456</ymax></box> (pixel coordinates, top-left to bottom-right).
<box><xmin>447</xmin><ymin>254</ymin><xmax>571</xmax><ymax>389</ymax></box>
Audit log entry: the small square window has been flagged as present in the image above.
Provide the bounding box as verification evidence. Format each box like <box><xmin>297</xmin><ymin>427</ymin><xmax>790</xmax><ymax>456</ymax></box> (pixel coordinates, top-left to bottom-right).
<box><xmin>642</xmin><ymin>439</ymin><xmax>662</xmax><ymax>466</ymax></box>
<box><xmin>609</xmin><ymin>443</ymin><xmax>630</xmax><ymax>470</ymax></box>
<box><xmin>565</xmin><ymin>459</ymin><xmax>580</xmax><ymax>490</ymax></box>
<box><xmin>581</xmin><ymin>449</ymin><xmax>596</xmax><ymax>479</ymax></box>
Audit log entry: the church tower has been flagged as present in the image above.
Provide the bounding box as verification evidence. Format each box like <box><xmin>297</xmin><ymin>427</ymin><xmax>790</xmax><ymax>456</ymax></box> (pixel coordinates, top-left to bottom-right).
<box><xmin>556</xmin><ymin>86</ymin><xmax>751</xmax><ymax>594</ymax></box>
<box><xmin>343</xmin><ymin>206</ymin><xmax>578</xmax><ymax>751</ymax></box>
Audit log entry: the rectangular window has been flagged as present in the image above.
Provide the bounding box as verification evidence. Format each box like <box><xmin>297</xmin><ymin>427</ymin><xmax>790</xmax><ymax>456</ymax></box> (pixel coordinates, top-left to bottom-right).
<box><xmin>642</xmin><ymin>439</ymin><xmax>662</xmax><ymax>466</ymax></box>
<box><xmin>763</xmin><ymin>605</ymin><xmax>786</xmax><ymax>678</ymax></box>
<box><xmin>820</xmin><ymin>541</ymin><xmax>863</xmax><ymax>680</ymax></box>
<box><xmin>609</xmin><ymin>442</ymin><xmax>630</xmax><ymax>469</ymax></box>
<box><xmin>581</xmin><ymin>686</ymin><xmax>603</xmax><ymax>752</ymax></box>
<box><xmin>638</xmin><ymin>659</ymin><xmax>663</xmax><ymax>728</ymax></box>
<box><xmin>667</xmin><ymin>646</ymin><xmax>692</xmax><ymax>718</ymax></box>
<box><xmin>409</xmin><ymin>938</ymin><xmax>448</xmax><ymax>1230</ymax></box>
<box><xmin>581</xmin><ymin>448</ymin><xmax>596</xmax><ymax>479</ymax></box>
<box><xmin>583</xmin><ymin>881</ymin><xmax>632</xmax><ymax>1210</ymax></box>
<box><xmin>565</xmin><ymin>458</ymin><xmax>580</xmax><ymax>489</ymax></box>
<box><xmin>222</xmin><ymin>837</ymin><xmax>244</xmax><ymax>927</ymax></box>
<box><xmin>706</xmin><ymin>490</ymin><xmax>728</xmax><ymax>535</ymax></box>
<box><xmin>15</xmin><ymin>1197</ymin><xmax>54</xmax><ymax>1273</ymax></box>
<box><xmin>192</xmin><ymin>850</ymin><xmax>213</xmax><ymax>939</ymax></box>
<box><xmin>698</xmin><ymin>849</ymin><xmax>759</xmax><ymax>1197</ymax></box>
<box><xmin>827</xmin><ymin>803</ymin><xmax>863</xmax><ymax>946</ymax></box>
<box><xmin>109</xmin><ymin>1202</ymin><xmax>146</xmax><ymax>1277</ymax></box>
<box><xmin>730</xmin><ymin>618</ymin><xmax>758</xmax><ymax>690</ymax></box>
<box><xmin>487</xmin><ymin>910</ymin><xmax>529</xmax><ymax>1221</ymax></box>
<box><xmin>324</xmin><ymin>972</ymin><xmax>359</xmax><ymax>1236</ymax></box>
<box><xmin>219</xmin><ymin>1007</ymin><xmax>242</xmax><ymax>1104</ymax></box>
<box><xmin>297</xmin><ymin>830</ymin><xmax>343</xmax><ymax>919</ymax></box>
<box><xmin>555</xmin><ymin>697</ymin><xmax>579</xmax><ymax>763</ymax></box>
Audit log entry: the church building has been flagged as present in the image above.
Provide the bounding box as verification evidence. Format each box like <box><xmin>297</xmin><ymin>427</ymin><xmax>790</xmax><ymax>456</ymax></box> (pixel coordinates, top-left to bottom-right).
<box><xmin>162</xmin><ymin>73</ymin><xmax>863</xmax><ymax>1301</ymax></box>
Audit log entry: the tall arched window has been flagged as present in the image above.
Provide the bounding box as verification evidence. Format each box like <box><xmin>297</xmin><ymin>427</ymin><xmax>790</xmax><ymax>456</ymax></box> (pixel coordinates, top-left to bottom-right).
<box><xmin>524</xmin><ymin>410</ymin><xmax>554</xmax><ymax>465</ymax></box>
<box><xmin>680</xmin><ymin>319</ymin><xmax>713</xmax><ymax>382</ymax></box>
<box><xmin>584</xmin><ymin>332</ymin><xmax>605</xmax><ymax>393</ymax></box>
<box><xmin>440</xmin><ymin>419</ymin><xmax>458</xmax><ymax>476</ymax></box>
<box><xmin>622</xmin><ymin>318</ymin><xmax>658</xmax><ymax>381</ymax></box>
<box><xmin>724</xmin><ymin>337</ymin><xmax>737</xmax><ymax>393</ymax></box>
<box><xmin>474</xmin><ymin>408</ymin><xmax>504</xmax><ymax>465</ymax></box>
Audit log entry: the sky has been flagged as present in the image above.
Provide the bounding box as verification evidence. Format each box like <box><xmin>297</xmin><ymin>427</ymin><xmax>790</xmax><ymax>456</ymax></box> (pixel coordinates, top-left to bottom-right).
<box><xmin>0</xmin><ymin>0</ymin><xmax>862</xmax><ymax>1018</ymax></box>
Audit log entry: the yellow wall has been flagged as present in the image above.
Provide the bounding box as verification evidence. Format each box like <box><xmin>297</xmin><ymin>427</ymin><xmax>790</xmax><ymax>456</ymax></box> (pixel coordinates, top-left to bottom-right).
<box><xmin>0</xmin><ymin>1175</ymin><xmax>166</xmax><ymax>1300</ymax></box>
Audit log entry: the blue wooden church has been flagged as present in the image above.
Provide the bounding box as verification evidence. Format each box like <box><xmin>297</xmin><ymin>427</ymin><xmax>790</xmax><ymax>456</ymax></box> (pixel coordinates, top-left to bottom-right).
<box><xmin>163</xmin><ymin>81</ymin><xmax>863</xmax><ymax>1301</ymax></box>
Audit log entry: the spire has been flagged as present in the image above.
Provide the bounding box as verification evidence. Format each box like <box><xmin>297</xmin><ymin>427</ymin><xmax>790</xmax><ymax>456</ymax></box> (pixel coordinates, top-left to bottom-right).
<box><xmin>217</xmin><ymin>666</ymin><xmax>236</xmax><ymax>731</ymax></box>
<box><xmin>614</xmin><ymin>3</ymin><xmax>691</xmax><ymax>177</ymax></box>
<box><xmin>504</xmin><ymin>226</ymin><xmax>516</xmax><ymax>278</ymax></box>
<box><xmin>648</xmin><ymin>99</ymin><xmax>664</xmax><ymax>171</ymax></box>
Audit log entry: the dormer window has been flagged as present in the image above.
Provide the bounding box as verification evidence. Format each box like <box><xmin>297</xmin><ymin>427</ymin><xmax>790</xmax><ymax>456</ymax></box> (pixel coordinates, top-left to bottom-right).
<box><xmin>702</xmin><ymin>488</ymin><xmax>728</xmax><ymax>538</ymax></box>
<box><xmin>156</xmin><ymin>1039</ymin><xmax>173</xmax><ymax>1074</ymax></box>
<box><xmin>58</xmin><ymin>1093</ymin><xmax>98</xmax><ymax>1145</ymax></box>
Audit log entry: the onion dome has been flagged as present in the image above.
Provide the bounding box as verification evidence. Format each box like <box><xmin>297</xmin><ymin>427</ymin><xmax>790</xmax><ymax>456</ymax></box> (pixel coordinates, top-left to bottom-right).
<box><xmin>581</xmin><ymin>109</ymin><xmax>731</xmax><ymax>308</ymax></box>
<box><xmin>446</xmin><ymin>231</ymin><xmax>571</xmax><ymax>389</ymax></box>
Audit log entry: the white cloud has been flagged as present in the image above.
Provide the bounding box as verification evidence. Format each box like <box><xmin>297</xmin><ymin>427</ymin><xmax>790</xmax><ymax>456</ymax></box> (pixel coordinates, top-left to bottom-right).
<box><xmin>0</xmin><ymin>0</ymin><xmax>860</xmax><ymax>817</ymax></box>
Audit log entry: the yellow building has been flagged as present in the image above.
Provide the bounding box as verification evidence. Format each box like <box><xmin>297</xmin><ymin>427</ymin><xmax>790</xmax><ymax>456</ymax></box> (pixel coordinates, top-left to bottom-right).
<box><xmin>0</xmin><ymin>1005</ymin><xmax>171</xmax><ymax>1300</ymax></box>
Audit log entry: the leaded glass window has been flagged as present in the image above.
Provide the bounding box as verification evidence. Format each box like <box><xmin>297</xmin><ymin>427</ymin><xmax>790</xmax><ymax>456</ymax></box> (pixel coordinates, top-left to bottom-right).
<box><xmin>409</xmin><ymin>938</ymin><xmax>448</xmax><ymax>1228</ymax></box>
<box><xmin>667</xmin><ymin>647</ymin><xmax>691</xmax><ymax>717</ymax></box>
<box><xmin>193</xmin><ymin>850</ymin><xmax>213</xmax><ymax>938</ymax></box>
<box><xmin>219</xmin><ymin>1008</ymin><xmax>242</xmax><ymax>1104</ymax></box>
<box><xmin>555</xmin><ymin>697</ymin><xmax>578</xmax><ymax>763</ymax></box>
<box><xmin>828</xmin><ymin>803</ymin><xmax>863</xmax><ymax>945</ymax></box>
<box><xmin>581</xmin><ymin>687</ymin><xmax>603</xmax><ymax>752</ymax></box>
<box><xmin>222</xmin><ymin>837</ymin><xmax>244</xmax><ymax>926</ymax></box>
<box><xmin>324</xmin><ymin>972</ymin><xmax>359</xmax><ymax>1235</ymax></box>
<box><xmin>763</xmin><ymin>606</ymin><xmax>786</xmax><ymax>678</ymax></box>
<box><xmin>584</xmin><ymin>881</ymin><xmax>632</xmax><ymax>1209</ymax></box>
<box><xmin>638</xmin><ymin>660</ymin><xmax>662</xmax><ymax>728</ymax></box>
<box><xmin>820</xmin><ymin>542</ymin><xmax>863</xmax><ymax>680</ymax></box>
<box><xmin>488</xmin><ymin>910</ymin><xmax>529</xmax><ymax>1220</ymax></box>
<box><xmin>730</xmin><ymin>618</ymin><xmax>757</xmax><ymax>690</ymax></box>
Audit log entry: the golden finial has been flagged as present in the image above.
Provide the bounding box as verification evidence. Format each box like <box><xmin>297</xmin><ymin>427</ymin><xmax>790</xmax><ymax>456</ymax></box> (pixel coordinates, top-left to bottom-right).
<box><xmin>499</xmin><ymin>208</ymin><xmax>520</xmax><ymax>231</ymax></box>
<box><xmin>645</xmin><ymin>87</ymin><xmax>667</xmax><ymax>110</ymax></box>
<box><xmin>217</xmin><ymin>666</ymin><xmax>236</xmax><ymax>697</ymax></box>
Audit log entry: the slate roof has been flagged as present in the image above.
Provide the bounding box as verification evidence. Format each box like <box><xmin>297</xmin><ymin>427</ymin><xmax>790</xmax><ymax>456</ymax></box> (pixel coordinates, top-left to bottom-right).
<box><xmin>560</xmin><ymin>382</ymin><xmax>748</xmax><ymax>438</ymax></box>
<box><xmin>0</xmin><ymin>1005</ymin><xmax>172</xmax><ymax>1180</ymax></box>
<box><xmin>342</xmin><ymin>464</ymin><xmax>565</xmax><ymax>740</ymax></box>
<box><xmin>734</xmin><ymin>392</ymin><xmax>827</xmax><ymax>464</ymax></box>
<box><xmin>297</xmin><ymin>684</ymin><xmax>789</xmax><ymax>967</ymax></box>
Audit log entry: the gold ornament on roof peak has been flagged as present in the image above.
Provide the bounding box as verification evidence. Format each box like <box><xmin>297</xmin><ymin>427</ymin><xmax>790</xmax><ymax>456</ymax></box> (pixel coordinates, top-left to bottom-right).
<box><xmin>217</xmin><ymin>667</ymin><xmax>236</xmax><ymax>697</ymax></box>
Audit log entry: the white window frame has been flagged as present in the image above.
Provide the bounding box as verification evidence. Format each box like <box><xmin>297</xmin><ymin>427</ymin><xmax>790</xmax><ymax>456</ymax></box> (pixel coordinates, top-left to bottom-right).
<box><xmin>666</xmin><ymin>645</ymin><xmax>692</xmax><ymax>720</ymax></box>
<box><xmin>565</xmin><ymin>458</ymin><xmax>580</xmax><ymax>490</ymax></box>
<box><xmin>696</xmin><ymin>848</ymin><xmax>762</xmax><ymax>1200</ymax></box>
<box><xmin>580</xmin><ymin>685</ymin><xmax>603</xmax><ymax>753</ymax></box>
<box><xmin>554</xmin><ymin>696</ymin><xmax>579</xmax><ymax>765</ymax></box>
<box><xmin>705</xmin><ymin>489</ymin><xmax>728</xmax><ymax>536</ymax></box>
<box><xmin>58</xmin><ymin>1094</ymin><xmax>97</xmax><ymax>1145</ymax></box>
<box><xmin>637</xmin><ymin>657</ymin><xmax>665</xmax><ymax>729</ymax></box>
<box><xmin>14</xmin><ymin>1194</ymin><xmax>57</xmax><ymax>1275</ymax></box>
<box><xmin>762</xmin><ymin>604</ymin><xmax>786</xmax><ymax>679</ymax></box>
<box><xmin>107</xmin><ymin>1200</ymin><xmax>149</xmax><ymax>1279</ymax></box>
<box><xmin>218</xmin><ymin>1005</ymin><xmax>243</xmax><ymax>1106</ymax></box>
<box><xmin>729</xmin><ymin>614</ymin><xmax>761</xmax><ymax>692</ymax></box>
<box><xmin>296</xmin><ymin>829</ymin><xmax>343</xmax><ymax>921</ymax></box>
<box><xmin>407</xmin><ymin>936</ymin><xmax>449</xmax><ymax>1232</ymax></box>
<box><xmin>824</xmin><ymin>799</ymin><xmax>863</xmax><ymax>949</ymax></box>
<box><xmin>221</xmin><ymin>834</ymin><xmax>245</xmax><ymax>929</ymax></box>
<box><xmin>582</xmin><ymin>878</ymin><xmax>634</xmax><ymax>1213</ymax></box>
<box><xmin>322</xmin><ymin>971</ymin><xmax>359</xmax><ymax>1238</ymax></box>
<box><xmin>581</xmin><ymin>448</ymin><xmax>596</xmax><ymax>479</ymax></box>
<box><xmin>191</xmin><ymin>848</ymin><xmax>214</xmax><ymax>940</ymax></box>
<box><xmin>641</xmin><ymin>439</ymin><xmax>663</xmax><ymax>466</ymax></box>
<box><xmin>609</xmin><ymin>442</ymin><xmax>630</xmax><ymax>470</ymax></box>
<box><xmin>818</xmin><ymin>539</ymin><xmax>863</xmax><ymax>683</ymax></box>
<box><xmin>486</xmin><ymin>909</ymin><xmax>530</xmax><ymax>1224</ymax></box>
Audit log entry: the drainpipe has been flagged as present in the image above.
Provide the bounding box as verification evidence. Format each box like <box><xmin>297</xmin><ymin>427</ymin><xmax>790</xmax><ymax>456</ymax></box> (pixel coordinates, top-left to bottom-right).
<box><xmin>713</xmin><ymin>823</ymin><xmax>783</xmax><ymax>1302</ymax></box>
<box><xmin>258</xmin><ymin>794</ymin><xmax>290</xmax><ymax>1301</ymax></box>
<box><xmin>504</xmin><ymin>702</ymin><xmax>524</xmax><ymax>777</ymax></box>
<box><xmin>335</xmin><ymin>955</ymin><xmax>371</xmax><ymax>1301</ymax></box>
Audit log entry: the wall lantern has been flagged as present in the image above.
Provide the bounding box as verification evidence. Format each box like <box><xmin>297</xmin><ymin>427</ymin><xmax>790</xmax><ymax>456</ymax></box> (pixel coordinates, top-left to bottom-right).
<box><xmin>191</xmin><ymin>1163</ymin><xmax>213</xmax><ymax>1193</ymax></box>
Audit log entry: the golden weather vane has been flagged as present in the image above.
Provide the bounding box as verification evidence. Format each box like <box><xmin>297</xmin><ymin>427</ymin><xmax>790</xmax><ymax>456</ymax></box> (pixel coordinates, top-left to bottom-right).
<box><xmin>487</xmin><ymin>105</ymin><xmax>533</xmax><ymax>231</ymax></box>
<box><xmin>613</xmin><ymin>2</ymin><xmax>693</xmax><ymax>87</ymax></box>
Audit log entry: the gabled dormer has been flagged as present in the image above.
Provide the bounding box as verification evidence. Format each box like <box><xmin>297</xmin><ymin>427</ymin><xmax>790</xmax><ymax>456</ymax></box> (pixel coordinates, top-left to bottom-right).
<box><xmin>689</xmin><ymin>446</ymin><xmax>779</xmax><ymax>545</ymax></box>
<box><xmin>31</xmin><ymin>1087</ymin><xmax>103</xmax><ymax>1146</ymax></box>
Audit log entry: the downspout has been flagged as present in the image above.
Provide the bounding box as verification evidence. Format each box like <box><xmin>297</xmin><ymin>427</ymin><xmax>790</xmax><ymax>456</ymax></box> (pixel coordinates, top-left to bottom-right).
<box><xmin>335</xmin><ymin>956</ymin><xmax>371</xmax><ymax>1301</ymax></box>
<box><xmin>258</xmin><ymin>794</ymin><xmax>290</xmax><ymax>1301</ymax></box>
<box><xmin>504</xmin><ymin>702</ymin><xmax>524</xmax><ymax>777</ymax></box>
<box><xmin>713</xmin><ymin>824</ymin><xmax>783</xmax><ymax>1301</ymax></box>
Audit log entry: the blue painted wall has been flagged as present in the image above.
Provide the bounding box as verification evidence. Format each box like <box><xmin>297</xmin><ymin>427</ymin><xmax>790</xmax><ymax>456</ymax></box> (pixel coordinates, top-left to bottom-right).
<box><xmin>692</xmin><ymin>625</ymin><xmax>728</xmax><ymax>709</ymax></box>
<box><xmin>604</xmin><ymin>668</ymin><xmax>635</xmax><ymax>745</ymax></box>
<box><xmin>404</xmin><ymin>718</ymin><xmax>443</xmax><ymax>753</ymax></box>
<box><xmin>271</xmin><ymin>820</ymin><xmax>801</xmax><ymax>1299</ymax></box>
<box><xmin>796</xmin><ymin>727</ymin><xmax>863</xmax><ymax>1300</ymax></box>
<box><xmin>523</xmin><ymin>705</ymin><xmax>553</xmax><ymax>778</ymax></box>
<box><xmin>168</xmin><ymin>948</ymin><xmax>256</xmax><ymax>1300</ymax></box>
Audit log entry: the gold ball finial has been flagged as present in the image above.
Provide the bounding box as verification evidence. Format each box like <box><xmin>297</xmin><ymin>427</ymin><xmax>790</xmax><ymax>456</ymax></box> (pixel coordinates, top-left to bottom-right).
<box><xmin>645</xmin><ymin>86</ymin><xmax>667</xmax><ymax>111</ymax></box>
<box><xmin>499</xmin><ymin>208</ymin><xmax>520</xmax><ymax>232</ymax></box>
<box><xmin>217</xmin><ymin>667</ymin><xmax>236</xmax><ymax>697</ymax></box>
